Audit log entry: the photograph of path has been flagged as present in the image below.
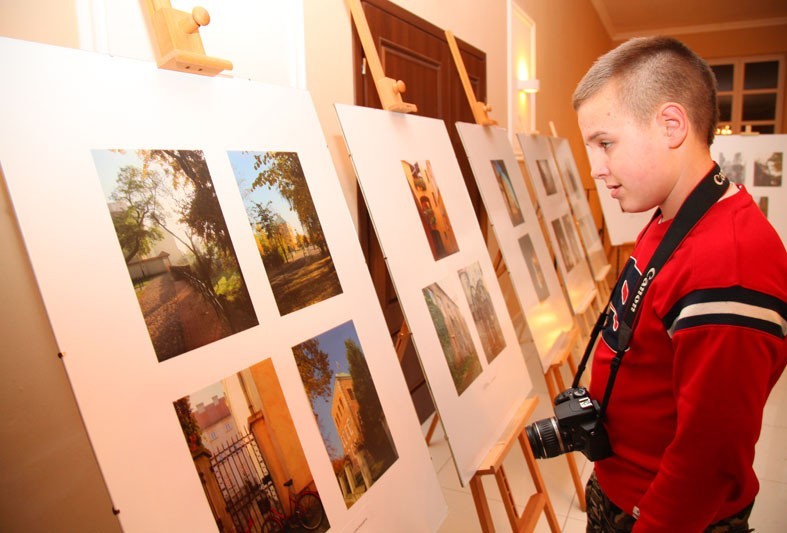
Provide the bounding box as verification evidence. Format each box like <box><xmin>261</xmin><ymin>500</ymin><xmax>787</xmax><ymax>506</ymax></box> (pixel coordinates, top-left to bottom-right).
<box><xmin>422</xmin><ymin>281</ymin><xmax>482</xmax><ymax>396</ymax></box>
<box><xmin>93</xmin><ymin>149</ymin><xmax>258</xmax><ymax>362</ymax></box>
<box><xmin>228</xmin><ymin>151</ymin><xmax>343</xmax><ymax>316</ymax></box>
<box><xmin>292</xmin><ymin>321</ymin><xmax>398</xmax><ymax>509</ymax></box>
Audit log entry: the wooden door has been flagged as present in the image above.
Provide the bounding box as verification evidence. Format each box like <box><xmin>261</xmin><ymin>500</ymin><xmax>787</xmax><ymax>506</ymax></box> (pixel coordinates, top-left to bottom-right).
<box><xmin>352</xmin><ymin>0</ymin><xmax>488</xmax><ymax>422</ymax></box>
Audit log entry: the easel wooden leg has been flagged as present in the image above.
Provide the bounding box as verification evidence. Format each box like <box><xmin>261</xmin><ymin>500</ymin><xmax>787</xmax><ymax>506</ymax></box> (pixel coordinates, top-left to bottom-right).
<box><xmin>425</xmin><ymin>413</ymin><xmax>440</xmax><ymax>445</ymax></box>
<box><xmin>520</xmin><ymin>433</ymin><xmax>562</xmax><ymax>532</ymax></box>
<box><xmin>469</xmin><ymin>475</ymin><xmax>495</xmax><ymax>532</ymax></box>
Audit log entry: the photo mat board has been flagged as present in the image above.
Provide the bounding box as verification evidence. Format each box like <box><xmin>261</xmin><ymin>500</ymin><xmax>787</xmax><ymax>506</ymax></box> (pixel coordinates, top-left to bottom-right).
<box><xmin>0</xmin><ymin>38</ymin><xmax>445</xmax><ymax>532</ymax></box>
<box><xmin>548</xmin><ymin>137</ymin><xmax>611</xmax><ymax>282</ymax></box>
<box><xmin>455</xmin><ymin>123</ymin><xmax>574</xmax><ymax>369</ymax></box>
<box><xmin>336</xmin><ymin>104</ymin><xmax>532</xmax><ymax>486</ymax></box>
<box><xmin>517</xmin><ymin>134</ymin><xmax>597</xmax><ymax>314</ymax></box>
<box><xmin>711</xmin><ymin>134</ymin><xmax>787</xmax><ymax>246</ymax></box>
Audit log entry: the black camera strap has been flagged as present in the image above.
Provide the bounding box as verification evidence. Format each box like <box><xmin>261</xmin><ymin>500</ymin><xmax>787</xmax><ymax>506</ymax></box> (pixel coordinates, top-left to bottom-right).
<box><xmin>570</xmin><ymin>164</ymin><xmax>730</xmax><ymax>429</ymax></box>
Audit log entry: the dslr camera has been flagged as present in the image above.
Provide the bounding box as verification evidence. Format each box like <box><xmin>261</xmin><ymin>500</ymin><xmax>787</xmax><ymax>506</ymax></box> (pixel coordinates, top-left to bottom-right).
<box><xmin>525</xmin><ymin>387</ymin><xmax>612</xmax><ymax>462</ymax></box>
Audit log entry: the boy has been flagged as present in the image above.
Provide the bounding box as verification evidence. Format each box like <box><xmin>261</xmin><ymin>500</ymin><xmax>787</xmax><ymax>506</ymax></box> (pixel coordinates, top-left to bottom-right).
<box><xmin>573</xmin><ymin>36</ymin><xmax>787</xmax><ymax>531</ymax></box>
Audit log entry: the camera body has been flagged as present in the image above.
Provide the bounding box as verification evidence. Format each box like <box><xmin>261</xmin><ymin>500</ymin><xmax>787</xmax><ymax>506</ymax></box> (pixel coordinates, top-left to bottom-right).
<box><xmin>525</xmin><ymin>387</ymin><xmax>612</xmax><ymax>462</ymax></box>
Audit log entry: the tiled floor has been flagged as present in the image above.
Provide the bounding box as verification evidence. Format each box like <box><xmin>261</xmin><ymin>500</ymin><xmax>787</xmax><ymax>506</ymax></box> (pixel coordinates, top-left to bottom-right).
<box><xmin>426</xmin><ymin>336</ymin><xmax>787</xmax><ymax>532</ymax></box>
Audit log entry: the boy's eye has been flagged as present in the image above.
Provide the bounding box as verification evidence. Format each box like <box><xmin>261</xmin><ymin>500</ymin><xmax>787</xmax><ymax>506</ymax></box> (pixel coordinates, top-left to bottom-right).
<box><xmin>600</xmin><ymin>141</ymin><xmax>612</xmax><ymax>150</ymax></box>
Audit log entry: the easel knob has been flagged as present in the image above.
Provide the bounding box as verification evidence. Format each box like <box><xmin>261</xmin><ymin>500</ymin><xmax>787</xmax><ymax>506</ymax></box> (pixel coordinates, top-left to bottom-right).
<box><xmin>394</xmin><ymin>80</ymin><xmax>407</xmax><ymax>94</ymax></box>
<box><xmin>181</xmin><ymin>7</ymin><xmax>210</xmax><ymax>35</ymax></box>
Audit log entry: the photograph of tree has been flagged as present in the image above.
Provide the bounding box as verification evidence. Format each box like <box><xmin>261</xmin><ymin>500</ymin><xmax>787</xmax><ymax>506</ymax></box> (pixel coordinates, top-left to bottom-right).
<box><xmin>551</xmin><ymin>217</ymin><xmax>576</xmax><ymax>272</ymax></box>
<box><xmin>228</xmin><ymin>151</ymin><xmax>342</xmax><ymax>316</ymax></box>
<box><xmin>518</xmin><ymin>234</ymin><xmax>550</xmax><ymax>303</ymax></box>
<box><xmin>458</xmin><ymin>262</ymin><xmax>505</xmax><ymax>364</ymax></box>
<box><xmin>93</xmin><ymin>149</ymin><xmax>258</xmax><ymax>362</ymax></box>
<box><xmin>490</xmin><ymin>159</ymin><xmax>524</xmax><ymax>226</ymax></box>
<box><xmin>401</xmin><ymin>159</ymin><xmax>460</xmax><ymax>261</ymax></box>
<box><xmin>753</xmin><ymin>151</ymin><xmax>783</xmax><ymax>187</ymax></box>
<box><xmin>174</xmin><ymin>358</ymin><xmax>329</xmax><ymax>532</ymax></box>
<box><xmin>536</xmin><ymin>159</ymin><xmax>558</xmax><ymax>195</ymax></box>
<box><xmin>292</xmin><ymin>321</ymin><xmax>398</xmax><ymax>509</ymax></box>
<box><xmin>422</xmin><ymin>281</ymin><xmax>483</xmax><ymax>396</ymax></box>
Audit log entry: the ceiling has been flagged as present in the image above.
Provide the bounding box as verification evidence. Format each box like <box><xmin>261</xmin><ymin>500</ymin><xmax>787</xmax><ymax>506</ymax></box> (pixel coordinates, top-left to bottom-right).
<box><xmin>590</xmin><ymin>0</ymin><xmax>787</xmax><ymax>40</ymax></box>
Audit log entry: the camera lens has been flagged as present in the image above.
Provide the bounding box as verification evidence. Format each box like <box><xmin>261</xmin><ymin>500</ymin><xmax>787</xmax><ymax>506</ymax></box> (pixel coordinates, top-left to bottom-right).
<box><xmin>526</xmin><ymin>417</ymin><xmax>566</xmax><ymax>459</ymax></box>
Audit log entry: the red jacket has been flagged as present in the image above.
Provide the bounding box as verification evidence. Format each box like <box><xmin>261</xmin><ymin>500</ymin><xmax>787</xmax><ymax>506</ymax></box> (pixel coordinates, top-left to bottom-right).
<box><xmin>591</xmin><ymin>184</ymin><xmax>787</xmax><ymax>531</ymax></box>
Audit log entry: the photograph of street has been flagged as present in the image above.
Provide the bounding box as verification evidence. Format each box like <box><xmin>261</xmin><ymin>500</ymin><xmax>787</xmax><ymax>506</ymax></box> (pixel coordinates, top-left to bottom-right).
<box><xmin>292</xmin><ymin>321</ymin><xmax>398</xmax><ymax>509</ymax></box>
<box><xmin>401</xmin><ymin>159</ymin><xmax>460</xmax><ymax>261</ymax></box>
<box><xmin>228</xmin><ymin>151</ymin><xmax>343</xmax><ymax>316</ymax></box>
<box><xmin>490</xmin><ymin>159</ymin><xmax>524</xmax><ymax>226</ymax></box>
<box><xmin>458</xmin><ymin>262</ymin><xmax>505</xmax><ymax>363</ymax></box>
<box><xmin>175</xmin><ymin>358</ymin><xmax>328</xmax><ymax>532</ymax></box>
<box><xmin>93</xmin><ymin>149</ymin><xmax>258</xmax><ymax>362</ymax></box>
<box><xmin>422</xmin><ymin>281</ymin><xmax>483</xmax><ymax>396</ymax></box>
<box><xmin>552</xmin><ymin>217</ymin><xmax>576</xmax><ymax>272</ymax></box>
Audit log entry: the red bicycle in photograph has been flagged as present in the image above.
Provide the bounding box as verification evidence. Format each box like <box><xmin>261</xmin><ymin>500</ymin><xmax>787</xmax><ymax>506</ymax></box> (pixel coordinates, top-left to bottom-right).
<box><xmin>255</xmin><ymin>479</ymin><xmax>325</xmax><ymax>532</ymax></box>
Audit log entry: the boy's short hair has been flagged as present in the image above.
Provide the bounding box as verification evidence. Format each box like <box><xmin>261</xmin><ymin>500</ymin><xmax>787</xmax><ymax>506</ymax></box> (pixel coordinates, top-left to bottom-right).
<box><xmin>572</xmin><ymin>36</ymin><xmax>718</xmax><ymax>145</ymax></box>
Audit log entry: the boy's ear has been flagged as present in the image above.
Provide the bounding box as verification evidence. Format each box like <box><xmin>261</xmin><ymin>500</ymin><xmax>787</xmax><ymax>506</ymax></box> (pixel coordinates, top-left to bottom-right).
<box><xmin>659</xmin><ymin>102</ymin><xmax>689</xmax><ymax>148</ymax></box>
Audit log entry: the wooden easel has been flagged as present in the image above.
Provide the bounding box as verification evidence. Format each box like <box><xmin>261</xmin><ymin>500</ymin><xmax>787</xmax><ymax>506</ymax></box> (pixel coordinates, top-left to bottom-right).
<box><xmin>446</xmin><ymin>28</ymin><xmax>573</xmax><ymax>531</ymax></box>
<box><xmin>346</xmin><ymin>0</ymin><xmax>417</xmax><ymax>113</ymax></box>
<box><xmin>470</xmin><ymin>397</ymin><xmax>560</xmax><ymax>532</ymax></box>
<box><xmin>141</xmin><ymin>1</ymin><xmax>232</xmax><ymax>76</ymax></box>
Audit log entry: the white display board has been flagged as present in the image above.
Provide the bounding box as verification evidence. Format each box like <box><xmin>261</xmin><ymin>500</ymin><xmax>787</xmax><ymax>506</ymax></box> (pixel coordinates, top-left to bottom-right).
<box><xmin>517</xmin><ymin>134</ymin><xmax>597</xmax><ymax>314</ymax></box>
<box><xmin>455</xmin><ymin>123</ymin><xmax>574</xmax><ymax>369</ymax></box>
<box><xmin>0</xmin><ymin>38</ymin><xmax>445</xmax><ymax>532</ymax></box>
<box><xmin>712</xmin><ymin>134</ymin><xmax>787</xmax><ymax>246</ymax></box>
<box><xmin>548</xmin><ymin>137</ymin><xmax>611</xmax><ymax>282</ymax></box>
<box><xmin>335</xmin><ymin>104</ymin><xmax>532</xmax><ymax>486</ymax></box>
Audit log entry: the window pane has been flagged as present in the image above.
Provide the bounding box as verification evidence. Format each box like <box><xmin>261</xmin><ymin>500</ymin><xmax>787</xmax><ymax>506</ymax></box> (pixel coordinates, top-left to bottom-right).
<box><xmin>749</xmin><ymin>124</ymin><xmax>775</xmax><ymax>134</ymax></box>
<box><xmin>742</xmin><ymin>93</ymin><xmax>777</xmax><ymax>121</ymax></box>
<box><xmin>744</xmin><ymin>61</ymin><xmax>779</xmax><ymax>90</ymax></box>
<box><xmin>712</xmin><ymin>64</ymin><xmax>734</xmax><ymax>91</ymax></box>
<box><xmin>718</xmin><ymin>94</ymin><xmax>732</xmax><ymax>122</ymax></box>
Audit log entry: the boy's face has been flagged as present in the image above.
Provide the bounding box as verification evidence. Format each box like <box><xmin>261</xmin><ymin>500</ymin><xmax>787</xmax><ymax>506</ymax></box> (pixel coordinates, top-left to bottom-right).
<box><xmin>577</xmin><ymin>82</ymin><xmax>674</xmax><ymax>214</ymax></box>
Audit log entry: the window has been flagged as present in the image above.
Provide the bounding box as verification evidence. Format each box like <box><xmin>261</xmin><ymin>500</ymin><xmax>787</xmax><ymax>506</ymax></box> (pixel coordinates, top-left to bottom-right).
<box><xmin>710</xmin><ymin>55</ymin><xmax>784</xmax><ymax>134</ymax></box>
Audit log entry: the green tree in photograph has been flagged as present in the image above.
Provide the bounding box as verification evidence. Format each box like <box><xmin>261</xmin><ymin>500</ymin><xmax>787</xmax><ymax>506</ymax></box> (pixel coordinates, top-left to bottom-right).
<box><xmin>110</xmin><ymin>165</ymin><xmax>164</xmax><ymax>263</ymax></box>
<box><xmin>251</xmin><ymin>152</ymin><xmax>327</xmax><ymax>254</ymax></box>
<box><xmin>174</xmin><ymin>396</ymin><xmax>203</xmax><ymax>453</ymax></box>
<box><xmin>345</xmin><ymin>339</ymin><xmax>398</xmax><ymax>472</ymax></box>
<box><xmin>292</xmin><ymin>338</ymin><xmax>333</xmax><ymax>406</ymax></box>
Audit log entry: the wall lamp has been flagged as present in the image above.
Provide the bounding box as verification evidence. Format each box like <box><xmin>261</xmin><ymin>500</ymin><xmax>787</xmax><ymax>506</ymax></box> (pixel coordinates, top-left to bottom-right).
<box><xmin>517</xmin><ymin>79</ymin><xmax>540</xmax><ymax>94</ymax></box>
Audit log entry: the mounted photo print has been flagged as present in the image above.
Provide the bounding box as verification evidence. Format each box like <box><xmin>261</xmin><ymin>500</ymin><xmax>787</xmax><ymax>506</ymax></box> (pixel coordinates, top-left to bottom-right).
<box><xmin>292</xmin><ymin>321</ymin><xmax>398</xmax><ymax>509</ymax></box>
<box><xmin>490</xmin><ymin>159</ymin><xmax>524</xmax><ymax>226</ymax></box>
<box><xmin>174</xmin><ymin>358</ymin><xmax>329</xmax><ymax>533</ymax></box>
<box><xmin>458</xmin><ymin>262</ymin><xmax>506</xmax><ymax>364</ymax></box>
<box><xmin>455</xmin><ymin>123</ymin><xmax>574</xmax><ymax>369</ymax></box>
<box><xmin>336</xmin><ymin>105</ymin><xmax>531</xmax><ymax>486</ymax></box>
<box><xmin>422</xmin><ymin>279</ymin><xmax>483</xmax><ymax>395</ymax></box>
<box><xmin>94</xmin><ymin>149</ymin><xmax>258</xmax><ymax>362</ymax></box>
<box><xmin>228</xmin><ymin>151</ymin><xmax>343</xmax><ymax>316</ymax></box>
<box><xmin>712</xmin><ymin>134</ymin><xmax>787</xmax><ymax>246</ymax></box>
<box><xmin>0</xmin><ymin>38</ymin><xmax>445</xmax><ymax>532</ymax></box>
<box><xmin>402</xmin><ymin>159</ymin><xmax>460</xmax><ymax>260</ymax></box>
<box><xmin>518</xmin><ymin>133</ymin><xmax>597</xmax><ymax>314</ymax></box>
<box><xmin>549</xmin><ymin>137</ymin><xmax>611</xmax><ymax>282</ymax></box>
